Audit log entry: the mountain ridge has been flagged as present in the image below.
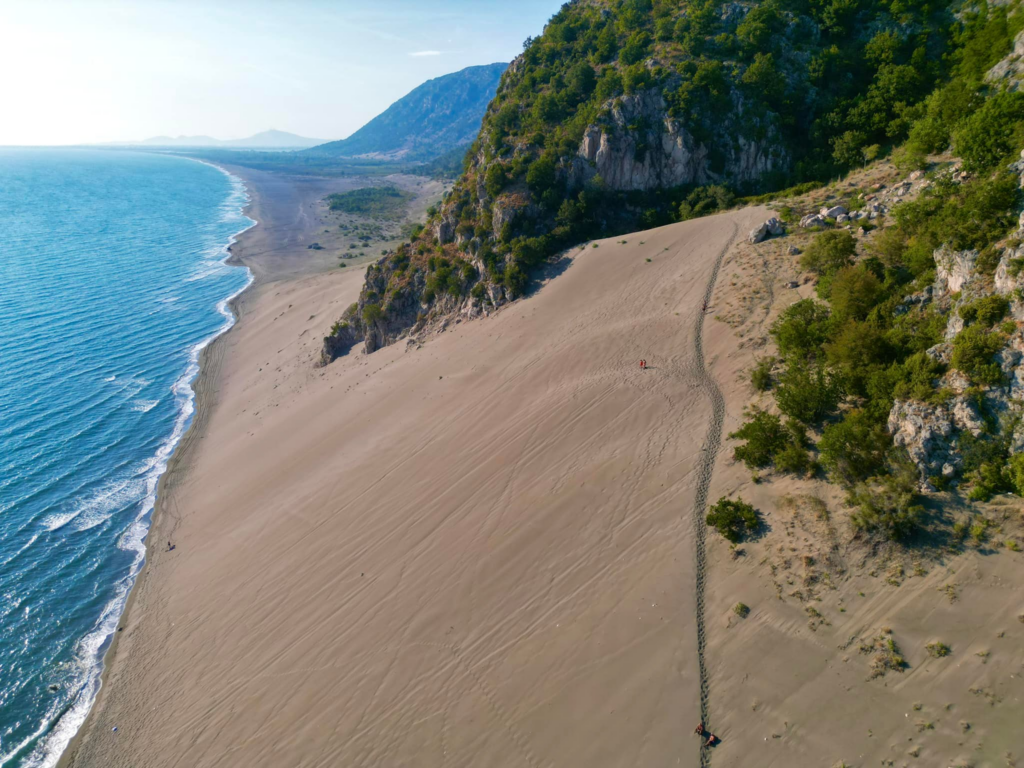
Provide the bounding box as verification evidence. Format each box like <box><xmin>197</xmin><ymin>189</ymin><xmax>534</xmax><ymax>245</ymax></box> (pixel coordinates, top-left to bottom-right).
<box><xmin>306</xmin><ymin>63</ymin><xmax>507</xmax><ymax>161</ymax></box>
<box><xmin>105</xmin><ymin>129</ymin><xmax>325</xmax><ymax>149</ymax></box>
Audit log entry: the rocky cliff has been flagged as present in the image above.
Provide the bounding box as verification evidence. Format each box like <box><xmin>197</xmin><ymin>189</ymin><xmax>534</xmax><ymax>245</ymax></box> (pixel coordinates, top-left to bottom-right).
<box><xmin>886</xmin><ymin>152</ymin><xmax>1024</xmax><ymax>489</ymax></box>
<box><xmin>322</xmin><ymin>0</ymin><xmax>962</xmax><ymax>363</ymax></box>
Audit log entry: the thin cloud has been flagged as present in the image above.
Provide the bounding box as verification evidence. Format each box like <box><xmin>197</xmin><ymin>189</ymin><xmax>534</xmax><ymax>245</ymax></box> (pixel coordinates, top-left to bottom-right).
<box><xmin>409</xmin><ymin>50</ymin><xmax>442</xmax><ymax>57</ymax></box>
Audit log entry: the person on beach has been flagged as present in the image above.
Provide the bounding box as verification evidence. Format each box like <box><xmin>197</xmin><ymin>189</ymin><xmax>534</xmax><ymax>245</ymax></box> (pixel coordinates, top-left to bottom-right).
<box><xmin>704</xmin><ymin>733</ymin><xmax>718</xmax><ymax>748</ymax></box>
<box><xmin>640</xmin><ymin>359</ymin><xmax>647</xmax><ymax>370</ymax></box>
<box><xmin>694</xmin><ymin>723</ymin><xmax>704</xmax><ymax>736</ymax></box>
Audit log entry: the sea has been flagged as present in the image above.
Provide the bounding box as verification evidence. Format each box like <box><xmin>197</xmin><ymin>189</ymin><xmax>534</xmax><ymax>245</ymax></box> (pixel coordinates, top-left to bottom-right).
<box><xmin>0</xmin><ymin>149</ymin><xmax>253</xmax><ymax>767</ymax></box>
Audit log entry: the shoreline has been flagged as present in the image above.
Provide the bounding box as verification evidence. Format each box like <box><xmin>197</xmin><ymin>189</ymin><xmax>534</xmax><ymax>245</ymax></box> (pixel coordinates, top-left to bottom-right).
<box><xmin>54</xmin><ymin>161</ymin><xmax>261</xmax><ymax>768</ymax></box>
<box><xmin>59</xmin><ymin>157</ymin><xmax>443</xmax><ymax>768</ymax></box>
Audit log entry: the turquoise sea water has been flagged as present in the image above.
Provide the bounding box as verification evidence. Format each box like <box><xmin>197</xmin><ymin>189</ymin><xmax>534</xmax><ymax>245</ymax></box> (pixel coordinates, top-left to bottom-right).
<box><xmin>0</xmin><ymin>149</ymin><xmax>252</xmax><ymax>767</ymax></box>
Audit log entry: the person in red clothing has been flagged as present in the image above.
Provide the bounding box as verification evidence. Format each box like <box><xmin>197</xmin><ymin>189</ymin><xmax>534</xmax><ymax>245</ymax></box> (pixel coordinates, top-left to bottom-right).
<box><xmin>640</xmin><ymin>359</ymin><xmax>647</xmax><ymax>370</ymax></box>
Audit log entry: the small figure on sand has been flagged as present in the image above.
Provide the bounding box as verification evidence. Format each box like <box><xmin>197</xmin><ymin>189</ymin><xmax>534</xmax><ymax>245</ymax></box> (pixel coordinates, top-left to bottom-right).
<box><xmin>167</xmin><ymin>540</ymin><xmax>176</xmax><ymax>552</ymax></box>
<box><xmin>694</xmin><ymin>723</ymin><xmax>717</xmax><ymax>747</ymax></box>
<box><xmin>702</xmin><ymin>299</ymin><xmax>708</xmax><ymax>313</ymax></box>
<box><xmin>640</xmin><ymin>359</ymin><xmax>647</xmax><ymax>370</ymax></box>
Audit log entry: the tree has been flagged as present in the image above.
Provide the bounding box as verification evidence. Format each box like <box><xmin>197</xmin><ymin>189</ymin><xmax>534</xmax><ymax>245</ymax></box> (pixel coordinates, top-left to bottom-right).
<box><xmin>825</xmin><ymin>320</ymin><xmax>891</xmax><ymax>395</ymax></box>
<box><xmin>951</xmin><ymin>326</ymin><xmax>1005</xmax><ymax>385</ymax></box>
<box><xmin>801</xmin><ymin>231</ymin><xmax>857</xmax><ymax>276</ymax></box>
<box><xmin>770</xmin><ymin>299</ymin><xmax>833</xmax><ymax>361</ymax></box>
<box><xmin>954</xmin><ymin>91</ymin><xmax>1024</xmax><ymax>173</ymax></box>
<box><xmin>741</xmin><ymin>52</ymin><xmax>785</xmax><ymax>107</ymax></box>
<box><xmin>526</xmin><ymin>155</ymin><xmax>558</xmax><ymax>196</ymax></box>
<box><xmin>730</xmin><ymin>410</ymin><xmax>787</xmax><ymax>468</ymax></box>
<box><xmin>828</xmin><ymin>266</ymin><xmax>883</xmax><ymax>323</ymax></box>
<box><xmin>775</xmin><ymin>361</ymin><xmax>843</xmax><ymax>424</ymax></box>
<box><xmin>818</xmin><ymin>410</ymin><xmax>891</xmax><ymax>485</ymax></box>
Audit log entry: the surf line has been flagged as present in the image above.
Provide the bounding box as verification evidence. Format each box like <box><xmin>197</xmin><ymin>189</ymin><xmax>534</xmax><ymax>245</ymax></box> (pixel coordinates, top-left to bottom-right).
<box><xmin>690</xmin><ymin>221</ymin><xmax>738</xmax><ymax>768</ymax></box>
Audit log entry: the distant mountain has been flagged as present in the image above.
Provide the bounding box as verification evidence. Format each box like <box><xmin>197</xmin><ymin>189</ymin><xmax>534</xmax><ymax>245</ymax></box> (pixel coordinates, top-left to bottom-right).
<box><xmin>111</xmin><ymin>130</ymin><xmax>325</xmax><ymax>150</ymax></box>
<box><xmin>307</xmin><ymin>63</ymin><xmax>507</xmax><ymax>161</ymax></box>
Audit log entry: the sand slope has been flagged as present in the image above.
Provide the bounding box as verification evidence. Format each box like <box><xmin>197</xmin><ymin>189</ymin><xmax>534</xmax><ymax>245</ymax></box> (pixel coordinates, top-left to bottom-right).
<box><xmin>64</xmin><ymin>207</ymin><xmax>766</xmax><ymax>767</ymax></box>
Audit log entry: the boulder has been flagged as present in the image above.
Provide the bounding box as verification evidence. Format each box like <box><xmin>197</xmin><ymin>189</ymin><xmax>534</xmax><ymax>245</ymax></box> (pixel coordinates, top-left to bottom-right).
<box><xmin>800</xmin><ymin>213</ymin><xmax>826</xmax><ymax>228</ymax></box>
<box><xmin>748</xmin><ymin>217</ymin><xmax>784</xmax><ymax>244</ymax></box>
<box><xmin>934</xmin><ymin>246</ymin><xmax>978</xmax><ymax>295</ymax></box>
<box><xmin>835</xmin><ymin>213</ymin><xmax>850</xmax><ymax>224</ymax></box>
<box><xmin>820</xmin><ymin>205</ymin><xmax>847</xmax><ymax>218</ymax></box>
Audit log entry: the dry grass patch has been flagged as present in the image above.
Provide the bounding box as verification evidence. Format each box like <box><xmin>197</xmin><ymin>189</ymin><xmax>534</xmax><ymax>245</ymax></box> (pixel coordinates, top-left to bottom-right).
<box><xmin>861</xmin><ymin>628</ymin><xmax>907</xmax><ymax>678</ymax></box>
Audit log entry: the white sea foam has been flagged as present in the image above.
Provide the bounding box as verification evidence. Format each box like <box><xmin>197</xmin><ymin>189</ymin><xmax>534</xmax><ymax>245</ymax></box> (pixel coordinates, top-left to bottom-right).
<box><xmin>130</xmin><ymin>399</ymin><xmax>159</xmax><ymax>413</ymax></box>
<box><xmin>14</xmin><ymin>161</ymin><xmax>256</xmax><ymax>768</ymax></box>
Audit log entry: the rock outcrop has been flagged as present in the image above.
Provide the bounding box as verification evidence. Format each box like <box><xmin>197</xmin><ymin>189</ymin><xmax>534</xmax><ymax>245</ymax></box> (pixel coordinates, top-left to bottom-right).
<box><xmin>888</xmin><ymin>400</ymin><xmax>960</xmax><ymax>483</ymax></box>
<box><xmin>934</xmin><ymin>247</ymin><xmax>978</xmax><ymax>294</ymax></box>
<box><xmin>748</xmin><ymin>217</ymin><xmax>785</xmax><ymax>244</ymax></box>
<box><xmin>570</xmin><ymin>88</ymin><xmax>786</xmax><ymax>192</ymax></box>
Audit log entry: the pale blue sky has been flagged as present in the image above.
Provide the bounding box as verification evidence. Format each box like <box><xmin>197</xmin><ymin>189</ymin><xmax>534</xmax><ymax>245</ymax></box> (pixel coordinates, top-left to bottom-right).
<box><xmin>0</xmin><ymin>0</ymin><xmax>563</xmax><ymax>145</ymax></box>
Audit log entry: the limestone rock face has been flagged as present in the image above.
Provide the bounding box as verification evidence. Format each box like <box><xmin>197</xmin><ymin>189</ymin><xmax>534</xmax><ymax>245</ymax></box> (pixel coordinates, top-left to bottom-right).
<box><xmin>995</xmin><ymin>244</ymin><xmax>1024</xmax><ymax>296</ymax></box>
<box><xmin>934</xmin><ymin>246</ymin><xmax>978</xmax><ymax>295</ymax></box>
<box><xmin>492</xmin><ymin>195</ymin><xmax>527</xmax><ymax>239</ymax></box>
<box><xmin>320</xmin><ymin>323</ymin><xmax>361</xmax><ymax>366</ymax></box>
<box><xmin>434</xmin><ymin>213</ymin><xmax>457</xmax><ymax>245</ymax></box>
<box><xmin>888</xmin><ymin>400</ymin><xmax>958</xmax><ymax>481</ymax></box>
<box><xmin>570</xmin><ymin>88</ymin><xmax>785</xmax><ymax>192</ymax></box>
<box><xmin>987</xmin><ymin>29</ymin><xmax>1024</xmax><ymax>90</ymax></box>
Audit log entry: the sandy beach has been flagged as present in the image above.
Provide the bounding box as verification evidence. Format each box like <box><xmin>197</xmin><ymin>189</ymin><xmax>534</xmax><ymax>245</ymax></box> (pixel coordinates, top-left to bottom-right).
<box><xmin>61</xmin><ymin>167</ymin><xmax>1024</xmax><ymax>768</ymax></box>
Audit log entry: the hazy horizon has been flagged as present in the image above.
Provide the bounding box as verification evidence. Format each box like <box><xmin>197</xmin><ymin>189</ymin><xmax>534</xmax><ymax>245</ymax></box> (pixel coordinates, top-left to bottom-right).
<box><xmin>0</xmin><ymin>0</ymin><xmax>563</xmax><ymax>147</ymax></box>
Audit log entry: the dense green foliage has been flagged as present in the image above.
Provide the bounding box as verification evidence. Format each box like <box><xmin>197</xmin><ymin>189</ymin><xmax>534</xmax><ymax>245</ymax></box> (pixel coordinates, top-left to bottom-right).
<box><xmin>730</xmin><ymin>410</ymin><xmax>811</xmax><ymax>473</ymax></box>
<box><xmin>326</xmin><ymin>186</ymin><xmax>415</xmax><ymax>217</ymax></box>
<box><xmin>706</xmin><ymin>497</ymin><xmax>761</xmax><ymax>542</ymax></box>
<box><xmin>725</xmin><ymin>0</ymin><xmax>1024</xmax><ymax>535</ymax></box>
<box><xmin>392</xmin><ymin>0</ymin><xmax>990</xmax><ymax>299</ymax></box>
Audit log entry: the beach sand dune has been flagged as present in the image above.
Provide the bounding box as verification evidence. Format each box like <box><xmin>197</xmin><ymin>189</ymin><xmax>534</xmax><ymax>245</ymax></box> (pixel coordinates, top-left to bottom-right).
<box><xmin>64</xmin><ymin>207</ymin><xmax>765</xmax><ymax>767</ymax></box>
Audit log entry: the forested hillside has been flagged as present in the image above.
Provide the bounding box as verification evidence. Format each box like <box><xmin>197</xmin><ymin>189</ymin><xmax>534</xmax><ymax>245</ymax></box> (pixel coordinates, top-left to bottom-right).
<box><xmin>323</xmin><ymin>0</ymin><xmax>1024</xmax><ymax>366</ymax></box>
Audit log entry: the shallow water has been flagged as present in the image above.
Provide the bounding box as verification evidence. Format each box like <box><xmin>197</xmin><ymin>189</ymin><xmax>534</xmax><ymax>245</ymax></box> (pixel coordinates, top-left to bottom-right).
<box><xmin>0</xmin><ymin>149</ymin><xmax>252</xmax><ymax>767</ymax></box>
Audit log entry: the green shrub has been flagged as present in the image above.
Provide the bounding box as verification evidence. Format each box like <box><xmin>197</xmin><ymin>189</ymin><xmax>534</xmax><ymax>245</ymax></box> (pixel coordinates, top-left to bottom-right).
<box><xmin>951</xmin><ymin>326</ymin><xmax>1005</xmax><ymax>385</ymax></box>
<box><xmin>1006</xmin><ymin>453</ymin><xmax>1024</xmax><ymax>496</ymax></box>
<box><xmin>829</xmin><ymin>266</ymin><xmax>883</xmax><ymax>323</ymax></box>
<box><xmin>751</xmin><ymin>357</ymin><xmax>775</xmax><ymax>391</ymax></box>
<box><xmin>925</xmin><ymin>641</ymin><xmax>951</xmax><ymax>658</ymax></box>
<box><xmin>774</xmin><ymin>440</ymin><xmax>813</xmax><ymax>476</ymax></box>
<box><xmin>775</xmin><ymin>361</ymin><xmax>843</xmax><ymax>424</ymax></box>
<box><xmin>959</xmin><ymin>295</ymin><xmax>1010</xmax><ymax>328</ymax></box>
<box><xmin>800</xmin><ymin>231</ymin><xmax>856</xmax><ymax>278</ymax></box>
<box><xmin>849</xmin><ymin>456</ymin><xmax>924</xmax><ymax>542</ymax></box>
<box><xmin>730</xmin><ymin>410</ymin><xmax>787</xmax><ymax>469</ymax></box>
<box><xmin>733</xmin><ymin>602</ymin><xmax>751</xmax><ymax>618</ymax></box>
<box><xmin>890</xmin><ymin>352</ymin><xmax>946</xmax><ymax>402</ymax></box>
<box><xmin>953</xmin><ymin>91</ymin><xmax>1024</xmax><ymax>174</ymax></box>
<box><xmin>825</xmin><ymin>320</ymin><xmax>892</xmax><ymax>396</ymax></box>
<box><xmin>362</xmin><ymin>303</ymin><xmax>384</xmax><ymax>324</ymax></box>
<box><xmin>770</xmin><ymin>300</ymin><xmax>833</xmax><ymax>362</ymax></box>
<box><xmin>706</xmin><ymin>497</ymin><xmax>760</xmax><ymax>543</ymax></box>
<box><xmin>819</xmin><ymin>410</ymin><xmax>891</xmax><ymax>486</ymax></box>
